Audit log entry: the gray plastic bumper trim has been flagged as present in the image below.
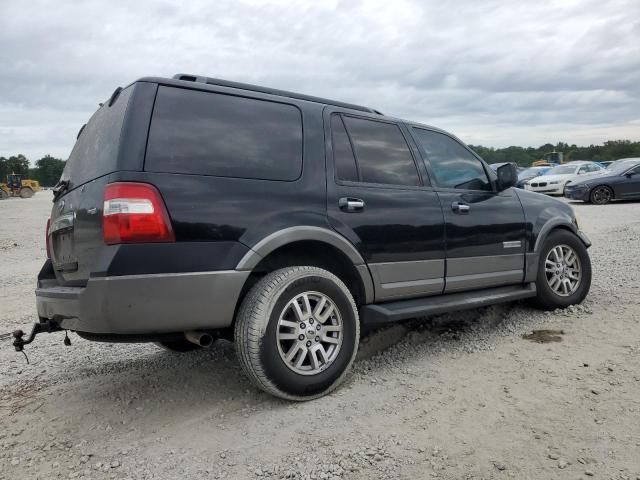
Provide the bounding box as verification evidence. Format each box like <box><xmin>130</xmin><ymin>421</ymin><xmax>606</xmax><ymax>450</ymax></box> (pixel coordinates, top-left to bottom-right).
<box><xmin>36</xmin><ymin>270</ymin><xmax>250</xmax><ymax>334</ymax></box>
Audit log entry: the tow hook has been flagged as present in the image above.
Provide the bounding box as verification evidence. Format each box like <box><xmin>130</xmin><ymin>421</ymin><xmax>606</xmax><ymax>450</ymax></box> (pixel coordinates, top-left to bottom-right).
<box><xmin>12</xmin><ymin>320</ymin><xmax>64</xmax><ymax>357</ymax></box>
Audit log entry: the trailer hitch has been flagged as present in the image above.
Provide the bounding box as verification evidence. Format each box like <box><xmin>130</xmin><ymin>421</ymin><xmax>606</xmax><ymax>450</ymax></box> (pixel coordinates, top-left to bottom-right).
<box><xmin>12</xmin><ymin>320</ymin><xmax>65</xmax><ymax>361</ymax></box>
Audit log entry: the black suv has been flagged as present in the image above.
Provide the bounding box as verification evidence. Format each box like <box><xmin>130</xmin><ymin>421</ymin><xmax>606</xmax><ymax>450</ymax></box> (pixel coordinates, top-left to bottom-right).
<box><xmin>29</xmin><ymin>74</ymin><xmax>592</xmax><ymax>400</ymax></box>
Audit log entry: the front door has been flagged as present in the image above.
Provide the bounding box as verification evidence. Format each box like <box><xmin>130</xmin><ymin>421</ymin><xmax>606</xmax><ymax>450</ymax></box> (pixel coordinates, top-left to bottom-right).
<box><xmin>324</xmin><ymin>109</ymin><xmax>446</xmax><ymax>301</ymax></box>
<box><xmin>409</xmin><ymin>127</ymin><xmax>526</xmax><ymax>293</ymax></box>
<box><xmin>618</xmin><ymin>164</ymin><xmax>640</xmax><ymax>198</ymax></box>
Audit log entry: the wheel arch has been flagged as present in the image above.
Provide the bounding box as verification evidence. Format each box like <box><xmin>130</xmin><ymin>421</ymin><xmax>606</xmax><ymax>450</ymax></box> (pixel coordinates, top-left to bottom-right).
<box><xmin>235</xmin><ymin>227</ymin><xmax>374</xmax><ymax>310</ymax></box>
<box><xmin>533</xmin><ymin>219</ymin><xmax>588</xmax><ymax>254</ymax></box>
<box><xmin>589</xmin><ymin>183</ymin><xmax>615</xmax><ymax>201</ymax></box>
<box><xmin>525</xmin><ymin>220</ymin><xmax>590</xmax><ymax>283</ymax></box>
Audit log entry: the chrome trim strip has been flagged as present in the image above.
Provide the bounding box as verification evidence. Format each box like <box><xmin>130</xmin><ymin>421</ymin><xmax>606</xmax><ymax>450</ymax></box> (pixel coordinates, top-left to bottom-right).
<box><xmin>503</xmin><ymin>241</ymin><xmax>521</xmax><ymax>249</ymax></box>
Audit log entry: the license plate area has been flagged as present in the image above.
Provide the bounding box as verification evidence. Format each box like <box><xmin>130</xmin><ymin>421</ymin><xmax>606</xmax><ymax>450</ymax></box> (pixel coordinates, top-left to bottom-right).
<box><xmin>52</xmin><ymin>231</ymin><xmax>78</xmax><ymax>272</ymax></box>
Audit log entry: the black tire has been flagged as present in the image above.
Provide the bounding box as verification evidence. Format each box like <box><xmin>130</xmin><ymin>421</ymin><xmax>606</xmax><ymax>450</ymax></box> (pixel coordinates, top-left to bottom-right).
<box><xmin>19</xmin><ymin>187</ymin><xmax>34</xmax><ymax>198</ymax></box>
<box><xmin>154</xmin><ymin>340</ymin><xmax>202</xmax><ymax>352</ymax></box>
<box><xmin>532</xmin><ymin>229</ymin><xmax>591</xmax><ymax>310</ymax></box>
<box><xmin>0</xmin><ymin>189</ymin><xmax>8</xmax><ymax>200</ymax></box>
<box><xmin>234</xmin><ymin>266</ymin><xmax>359</xmax><ymax>401</ymax></box>
<box><xmin>589</xmin><ymin>185</ymin><xmax>613</xmax><ymax>205</ymax></box>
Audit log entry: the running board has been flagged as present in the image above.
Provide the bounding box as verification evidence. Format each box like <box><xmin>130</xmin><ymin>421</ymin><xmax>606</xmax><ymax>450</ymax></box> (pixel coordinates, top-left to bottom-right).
<box><xmin>360</xmin><ymin>283</ymin><xmax>536</xmax><ymax>325</ymax></box>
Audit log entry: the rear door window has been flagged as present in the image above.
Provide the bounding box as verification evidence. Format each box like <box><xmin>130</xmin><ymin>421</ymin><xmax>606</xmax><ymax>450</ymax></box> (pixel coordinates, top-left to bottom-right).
<box><xmin>145</xmin><ymin>86</ymin><xmax>303</xmax><ymax>181</ymax></box>
<box><xmin>330</xmin><ymin>114</ymin><xmax>359</xmax><ymax>182</ymax></box>
<box><xmin>341</xmin><ymin>116</ymin><xmax>420</xmax><ymax>186</ymax></box>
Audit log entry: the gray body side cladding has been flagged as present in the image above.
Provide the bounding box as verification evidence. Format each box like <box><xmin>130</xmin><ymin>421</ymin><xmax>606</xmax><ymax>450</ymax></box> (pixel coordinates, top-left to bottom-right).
<box><xmin>445</xmin><ymin>254</ymin><xmax>524</xmax><ymax>292</ymax></box>
<box><xmin>368</xmin><ymin>259</ymin><xmax>444</xmax><ymax>301</ymax></box>
<box><xmin>36</xmin><ymin>270</ymin><xmax>250</xmax><ymax>334</ymax></box>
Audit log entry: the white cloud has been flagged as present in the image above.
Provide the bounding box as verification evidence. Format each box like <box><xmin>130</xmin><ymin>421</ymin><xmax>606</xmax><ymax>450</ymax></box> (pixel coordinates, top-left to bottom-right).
<box><xmin>1</xmin><ymin>0</ymin><xmax>639</xmax><ymax>160</ymax></box>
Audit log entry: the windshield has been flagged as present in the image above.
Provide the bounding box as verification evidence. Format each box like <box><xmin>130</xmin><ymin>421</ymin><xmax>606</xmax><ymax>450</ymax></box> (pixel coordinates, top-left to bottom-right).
<box><xmin>608</xmin><ymin>160</ymin><xmax>640</xmax><ymax>174</ymax></box>
<box><xmin>607</xmin><ymin>160</ymin><xmax>640</xmax><ymax>173</ymax></box>
<box><xmin>547</xmin><ymin>165</ymin><xmax>576</xmax><ymax>175</ymax></box>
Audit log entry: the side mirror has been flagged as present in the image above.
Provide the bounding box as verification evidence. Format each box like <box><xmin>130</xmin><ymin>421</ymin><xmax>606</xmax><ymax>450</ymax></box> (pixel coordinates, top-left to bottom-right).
<box><xmin>496</xmin><ymin>163</ymin><xmax>518</xmax><ymax>191</ymax></box>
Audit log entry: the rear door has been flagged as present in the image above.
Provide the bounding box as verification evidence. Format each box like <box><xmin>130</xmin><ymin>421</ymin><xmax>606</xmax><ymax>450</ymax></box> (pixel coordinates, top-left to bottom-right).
<box><xmin>49</xmin><ymin>82</ymin><xmax>156</xmax><ymax>285</ymax></box>
<box><xmin>409</xmin><ymin>127</ymin><xmax>526</xmax><ymax>293</ymax></box>
<box><xmin>324</xmin><ymin>109</ymin><xmax>445</xmax><ymax>301</ymax></box>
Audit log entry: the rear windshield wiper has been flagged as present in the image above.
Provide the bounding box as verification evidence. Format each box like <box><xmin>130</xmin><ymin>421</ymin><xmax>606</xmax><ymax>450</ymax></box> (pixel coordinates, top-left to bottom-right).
<box><xmin>52</xmin><ymin>180</ymin><xmax>70</xmax><ymax>201</ymax></box>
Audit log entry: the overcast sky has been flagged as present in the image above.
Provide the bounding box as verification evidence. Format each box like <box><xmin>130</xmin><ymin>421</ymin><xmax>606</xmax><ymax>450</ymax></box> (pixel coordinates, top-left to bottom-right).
<box><xmin>1</xmin><ymin>0</ymin><xmax>639</xmax><ymax>162</ymax></box>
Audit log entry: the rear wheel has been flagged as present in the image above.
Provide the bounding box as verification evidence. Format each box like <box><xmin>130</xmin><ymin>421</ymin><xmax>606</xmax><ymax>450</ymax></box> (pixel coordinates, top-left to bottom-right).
<box><xmin>0</xmin><ymin>189</ymin><xmax>8</xmax><ymax>200</ymax></box>
<box><xmin>19</xmin><ymin>187</ymin><xmax>34</xmax><ymax>198</ymax></box>
<box><xmin>234</xmin><ymin>266</ymin><xmax>359</xmax><ymax>401</ymax></box>
<box><xmin>590</xmin><ymin>185</ymin><xmax>613</xmax><ymax>204</ymax></box>
<box><xmin>532</xmin><ymin>230</ymin><xmax>591</xmax><ymax>310</ymax></box>
<box><xmin>154</xmin><ymin>340</ymin><xmax>201</xmax><ymax>352</ymax></box>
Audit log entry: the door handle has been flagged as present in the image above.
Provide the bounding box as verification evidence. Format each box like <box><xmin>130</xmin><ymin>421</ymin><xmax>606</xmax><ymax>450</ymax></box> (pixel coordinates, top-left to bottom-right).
<box><xmin>451</xmin><ymin>201</ymin><xmax>470</xmax><ymax>214</ymax></box>
<box><xmin>339</xmin><ymin>197</ymin><xmax>365</xmax><ymax>212</ymax></box>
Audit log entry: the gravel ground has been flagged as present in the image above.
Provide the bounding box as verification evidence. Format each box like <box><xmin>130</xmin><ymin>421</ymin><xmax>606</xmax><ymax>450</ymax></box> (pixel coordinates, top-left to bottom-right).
<box><xmin>1</xmin><ymin>191</ymin><xmax>639</xmax><ymax>480</ymax></box>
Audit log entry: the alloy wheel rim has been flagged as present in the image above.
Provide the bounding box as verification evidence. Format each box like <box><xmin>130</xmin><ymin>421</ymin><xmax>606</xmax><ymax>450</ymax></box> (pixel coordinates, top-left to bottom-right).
<box><xmin>593</xmin><ymin>187</ymin><xmax>611</xmax><ymax>204</ymax></box>
<box><xmin>544</xmin><ymin>244</ymin><xmax>582</xmax><ymax>297</ymax></box>
<box><xmin>276</xmin><ymin>291</ymin><xmax>343</xmax><ymax>375</ymax></box>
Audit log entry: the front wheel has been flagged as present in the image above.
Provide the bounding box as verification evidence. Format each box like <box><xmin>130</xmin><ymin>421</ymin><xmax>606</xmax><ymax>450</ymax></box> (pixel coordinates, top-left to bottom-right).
<box><xmin>234</xmin><ymin>266</ymin><xmax>359</xmax><ymax>401</ymax></box>
<box><xmin>532</xmin><ymin>230</ymin><xmax>591</xmax><ymax>310</ymax></box>
<box><xmin>19</xmin><ymin>187</ymin><xmax>34</xmax><ymax>198</ymax></box>
<box><xmin>590</xmin><ymin>186</ymin><xmax>613</xmax><ymax>204</ymax></box>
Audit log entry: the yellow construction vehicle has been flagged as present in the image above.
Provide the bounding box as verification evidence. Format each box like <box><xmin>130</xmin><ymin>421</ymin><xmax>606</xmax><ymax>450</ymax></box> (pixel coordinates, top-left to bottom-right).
<box><xmin>0</xmin><ymin>173</ymin><xmax>41</xmax><ymax>199</ymax></box>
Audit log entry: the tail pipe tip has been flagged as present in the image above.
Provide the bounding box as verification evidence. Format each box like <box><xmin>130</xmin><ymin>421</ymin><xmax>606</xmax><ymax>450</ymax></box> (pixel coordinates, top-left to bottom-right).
<box><xmin>184</xmin><ymin>331</ymin><xmax>214</xmax><ymax>347</ymax></box>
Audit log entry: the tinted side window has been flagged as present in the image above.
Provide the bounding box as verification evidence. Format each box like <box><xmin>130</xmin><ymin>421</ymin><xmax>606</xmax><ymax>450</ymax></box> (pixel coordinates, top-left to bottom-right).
<box><xmin>146</xmin><ymin>86</ymin><xmax>303</xmax><ymax>181</ymax></box>
<box><xmin>331</xmin><ymin>115</ymin><xmax>358</xmax><ymax>182</ymax></box>
<box><xmin>342</xmin><ymin>116</ymin><xmax>420</xmax><ymax>186</ymax></box>
<box><xmin>412</xmin><ymin>129</ymin><xmax>491</xmax><ymax>191</ymax></box>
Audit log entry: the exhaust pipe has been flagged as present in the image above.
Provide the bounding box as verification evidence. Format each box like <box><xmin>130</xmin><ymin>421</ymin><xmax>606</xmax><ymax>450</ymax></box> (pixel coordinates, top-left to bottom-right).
<box><xmin>184</xmin><ymin>331</ymin><xmax>214</xmax><ymax>347</ymax></box>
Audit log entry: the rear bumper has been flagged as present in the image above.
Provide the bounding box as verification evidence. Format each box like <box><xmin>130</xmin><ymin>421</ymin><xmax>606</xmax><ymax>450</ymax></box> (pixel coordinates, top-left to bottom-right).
<box><xmin>36</xmin><ymin>269</ymin><xmax>249</xmax><ymax>334</ymax></box>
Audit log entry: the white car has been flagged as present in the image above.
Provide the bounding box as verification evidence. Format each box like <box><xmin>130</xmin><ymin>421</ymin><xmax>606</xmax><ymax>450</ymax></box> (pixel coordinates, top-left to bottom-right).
<box><xmin>524</xmin><ymin>161</ymin><xmax>605</xmax><ymax>195</ymax></box>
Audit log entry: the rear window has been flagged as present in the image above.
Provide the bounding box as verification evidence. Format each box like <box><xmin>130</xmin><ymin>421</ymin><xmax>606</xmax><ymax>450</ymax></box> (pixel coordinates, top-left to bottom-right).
<box><xmin>62</xmin><ymin>86</ymin><xmax>133</xmax><ymax>188</ymax></box>
<box><xmin>145</xmin><ymin>86</ymin><xmax>303</xmax><ymax>181</ymax></box>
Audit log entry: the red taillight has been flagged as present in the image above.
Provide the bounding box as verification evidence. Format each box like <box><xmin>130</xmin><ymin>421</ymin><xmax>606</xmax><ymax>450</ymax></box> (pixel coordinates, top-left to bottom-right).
<box><xmin>102</xmin><ymin>182</ymin><xmax>175</xmax><ymax>245</ymax></box>
<box><xmin>46</xmin><ymin>218</ymin><xmax>51</xmax><ymax>258</ymax></box>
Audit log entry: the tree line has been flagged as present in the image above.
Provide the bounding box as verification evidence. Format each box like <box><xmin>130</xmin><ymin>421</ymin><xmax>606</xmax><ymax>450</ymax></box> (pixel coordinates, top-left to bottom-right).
<box><xmin>2</xmin><ymin>139</ymin><xmax>639</xmax><ymax>186</ymax></box>
<box><xmin>469</xmin><ymin>140</ymin><xmax>640</xmax><ymax>167</ymax></box>
<box><xmin>0</xmin><ymin>155</ymin><xmax>66</xmax><ymax>187</ymax></box>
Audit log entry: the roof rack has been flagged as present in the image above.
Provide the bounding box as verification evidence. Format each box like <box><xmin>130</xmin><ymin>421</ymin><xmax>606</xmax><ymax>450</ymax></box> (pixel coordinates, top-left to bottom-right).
<box><xmin>172</xmin><ymin>73</ymin><xmax>377</xmax><ymax>114</ymax></box>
